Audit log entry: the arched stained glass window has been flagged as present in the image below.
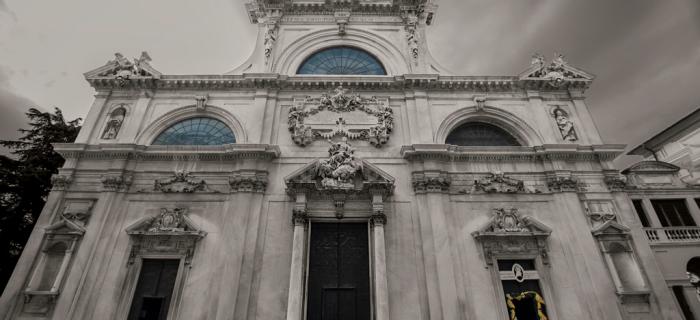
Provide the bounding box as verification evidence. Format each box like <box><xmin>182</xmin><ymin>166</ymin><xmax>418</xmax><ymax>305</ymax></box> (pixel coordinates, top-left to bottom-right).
<box><xmin>297</xmin><ymin>47</ymin><xmax>386</xmax><ymax>75</ymax></box>
<box><xmin>446</xmin><ymin>122</ymin><xmax>521</xmax><ymax>146</ymax></box>
<box><xmin>152</xmin><ymin>117</ymin><xmax>236</xmax><ymax>145</ymax></box>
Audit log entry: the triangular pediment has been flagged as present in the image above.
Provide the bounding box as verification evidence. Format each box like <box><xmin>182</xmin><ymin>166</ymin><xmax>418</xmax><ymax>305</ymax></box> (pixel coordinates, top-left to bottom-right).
<box><xmin>285</xmin><ymin>159</ymin><xmax>395</xmax><ymax>194</ymax></box>
<box><xmin>518</xmin><ymin>53</ymin><xmax>594</xmax><ymax>89</ymax></box>
<box><xmin>622</xmin><ymin>161</ymin><xmax>680</xmax><ymax>174</ymax></box>
<box><xmin>84</xmin><ymin>52</ymin><xmax>161</xmax><ymax>80</ymax></box>
<box><xmin>591</xmin><ymin>220</ymin><xmax>630</xmax><ymax>236</ymax></box>
<box><xmin>45</xmin><ymin>218</ymin><xmax>85</xmax><ymax>235</ymax></box>
<box><xmin>474</xmin><ymin>208</ymin><xmax>552</xmax><ymax>237</ymax></box>
<box><xmin>126</xmin><ymin>208</ymin><xmax>205</xmax><ymax>237</ymax></box>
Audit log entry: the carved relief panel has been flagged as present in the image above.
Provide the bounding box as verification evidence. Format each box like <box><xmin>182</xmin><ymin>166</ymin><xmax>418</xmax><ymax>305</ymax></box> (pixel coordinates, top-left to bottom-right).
<box><xmin>289</xmin><ymin>86</ymin><xmax>393</xmax><ymax>147</ymax></box>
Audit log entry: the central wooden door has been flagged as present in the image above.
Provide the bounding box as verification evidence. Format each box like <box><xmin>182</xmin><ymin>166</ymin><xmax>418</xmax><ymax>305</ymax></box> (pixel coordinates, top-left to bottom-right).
<box><xmin>307</xmin><ymin>223</ymin><xmax>371</xmax><ymax>320</ymax></box>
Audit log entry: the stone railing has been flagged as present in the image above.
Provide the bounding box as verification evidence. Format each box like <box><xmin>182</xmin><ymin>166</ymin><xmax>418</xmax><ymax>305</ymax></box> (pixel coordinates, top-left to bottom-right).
<box><xmin>644</xmin><ymin>227</ymin><xmax>700</xmax><ymax>244</ymax></box>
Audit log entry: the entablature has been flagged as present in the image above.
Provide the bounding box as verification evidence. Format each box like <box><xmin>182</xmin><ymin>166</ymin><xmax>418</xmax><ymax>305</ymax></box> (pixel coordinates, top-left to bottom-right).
<box><xmin>53</xmin><ymin>143</ymin><xmax>281</xmax><ymax>162</ymax></box>
<box><xmin>400</xmin><ymin>144</ymin><xmax>625</xmax><ymax>162</ymax></box>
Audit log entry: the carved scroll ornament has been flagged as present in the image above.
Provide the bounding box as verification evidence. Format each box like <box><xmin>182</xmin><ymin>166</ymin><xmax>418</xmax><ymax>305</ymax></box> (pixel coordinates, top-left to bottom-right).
<box><xmin>289</xmin><ymin>86</ymin><xmax>394</xmax><ymax>147</ymax></box>
<box><xmin>154</xmin><ymin>170</ymin><xmax>208</xmax><ymax>193</ymax></box>
<box><xmin>474</xmin><ymin>172</ymin><xmax>525</xmax><ymax>194</ymax></box>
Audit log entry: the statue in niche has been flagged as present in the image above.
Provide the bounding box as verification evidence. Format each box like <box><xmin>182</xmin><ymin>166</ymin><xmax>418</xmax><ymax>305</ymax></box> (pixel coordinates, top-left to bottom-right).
<box><xmin>316</xmin><ymin>138</ymin><xmax>362</xmax><ymax>189</ymax></box>
<box><xmin>689</xmin><ymin>272</ymin><xmax>700</xmax><ymax>302</ymax></box>
<box><xmin>101</xmin><ymin>107</ymin><xmax>126</xmax><ymax>139</ymax></box>
<box><xmin>552</xmin><ymin>107</ymin><xmax>578</xmax><ymax>141</ymax></box>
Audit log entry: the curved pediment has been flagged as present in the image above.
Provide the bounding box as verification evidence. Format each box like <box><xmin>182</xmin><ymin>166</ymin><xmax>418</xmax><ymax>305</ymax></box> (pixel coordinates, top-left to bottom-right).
<box><xmin>622</xmin><ymin>161</ymin><xmax>680</xmax><ymax>174</ymax></box>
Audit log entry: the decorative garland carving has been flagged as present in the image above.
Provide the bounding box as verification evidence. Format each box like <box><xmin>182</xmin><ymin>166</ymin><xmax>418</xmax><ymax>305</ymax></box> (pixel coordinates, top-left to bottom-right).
<box><xmin>402</xmin><ymin>11</ymin><xmax>420</xmax><ymax>62</ymax></box>
<box><xmin>51</xmin><ymin>174</ymin><xmax>73</xmax><ymax>191</ymax></box>
<box><xmin>229</xmin><ymin>171</ymin><xmax>268</xmax><ymax>193</ymax></box>
<box><xmin>474</xmin><ymin>172</ymin><xmax>525</xmax><ymax>194</ymax></box>
<box><xmin>604</xmin><ymin>175</ymin><xmax>627</xmax><ymax>192</ymax></box>
<box><xmin>412</xmin><ymin>171</ymin><xmax>451</xmax><ymax>193</ymax></box>
<box><xmin>154</xmin><ymin>170</ymin><xmax>208</xmax><ymax>193</ymax></box>
<box><xmin>288</xmin><ymin>86</ymin><xmax>394</xmax><ymax>147</ymax></box>
<box><xmin>546</xmin><ymin>176</ymin><xmax>582</xmax><ymax>192</ymax></box>
<box><xmin>263</xmin><ymin>22</ymin><xmax>278</xmax><ymax>65</ymax></box>
<box><xmin>101</xmin><ymin>173</ymin><xmax>132</xmax><ymax>192</ymax></box>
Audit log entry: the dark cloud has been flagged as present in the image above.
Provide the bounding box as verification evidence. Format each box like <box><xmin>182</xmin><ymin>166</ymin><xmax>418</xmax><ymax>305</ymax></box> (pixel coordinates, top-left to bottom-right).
<box><xmin>429</xmin><ymin>0</ymin><xmax>700</xmax><ymax>168</ymax></box>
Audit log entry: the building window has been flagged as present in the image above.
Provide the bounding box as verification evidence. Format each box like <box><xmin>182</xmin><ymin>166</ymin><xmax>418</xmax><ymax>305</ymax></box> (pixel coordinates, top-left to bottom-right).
<box><xmin>631</xmin><ymin>200</ymin><xmax>650</xmax><ymax>227</ymax></box>
<box><xmin>445</xmin><ymin>122</ymin><xmax>521</xmax><ymax>146</ymax></box>
<box><xmin>152</xmin><ymin>117</ymin><xmax>236</xmax><ymax>145</ymax></box>
<box><xmin>650</xmin><ymin>199</ymin><xmax>696</xmax><ymax>227</ymax></box>
<box><xmin>498</xmin><ymin>259</ymin><xmax>549</xmax><ymax>320</ymax></box>
<box><xmin>306</xmin><ymin>223</ymin><xmax>371</xmax><ymax>320</ymax></box>
<box><xmin>127</xmin><ymin>259</ymin><xmax>180</xmax><ymax>320</ymax></box>
<box><xmin>297</xmin><ymin>46</ymin><xmax>387</xmax><ymax>75</ymax></box>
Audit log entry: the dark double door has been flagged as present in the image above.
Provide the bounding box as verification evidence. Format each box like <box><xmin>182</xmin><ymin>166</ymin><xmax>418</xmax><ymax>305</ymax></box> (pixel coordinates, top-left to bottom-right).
<box><xmin>307</xmin><ymin>223</ymin><xmax>371</xmax><ymax>320</ymax></box>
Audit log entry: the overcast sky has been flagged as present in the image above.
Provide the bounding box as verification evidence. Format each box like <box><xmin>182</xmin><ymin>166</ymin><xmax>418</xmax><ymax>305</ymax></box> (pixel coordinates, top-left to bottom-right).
<box><xmin>0</xmin><ymin>0</ymin><xmax>699</xmax><ymax>167</ymax></box>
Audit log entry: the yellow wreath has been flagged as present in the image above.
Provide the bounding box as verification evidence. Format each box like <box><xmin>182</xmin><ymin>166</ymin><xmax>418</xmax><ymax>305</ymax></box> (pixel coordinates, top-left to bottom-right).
<box><xmin>505</xmin><ymin>291</ymin><xmax>548</xmax><ymax>320</ymax></box>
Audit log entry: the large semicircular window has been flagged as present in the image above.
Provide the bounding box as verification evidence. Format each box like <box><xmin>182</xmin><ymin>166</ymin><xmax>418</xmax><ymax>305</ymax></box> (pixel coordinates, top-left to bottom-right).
<box><xmin>152</xmin><ymin>117</ymin><xmax>236</xmax><ymax>145</ymax></box>
<box><xmin>446</xmin><ymin>122</ymin><xmax>521</xmax><ymax>146</ymax></box>
<box><xmin>297</xmin><ymin>46</ymin><xmax>387</xmax><ymax>75</ymax></box>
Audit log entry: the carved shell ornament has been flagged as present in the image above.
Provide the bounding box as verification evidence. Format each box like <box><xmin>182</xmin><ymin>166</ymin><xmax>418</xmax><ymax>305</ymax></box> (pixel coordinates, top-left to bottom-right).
<box><xmin>289</xmin><ymin>86</ymin><xmax>394</xmax><ymax>147</ymax></box>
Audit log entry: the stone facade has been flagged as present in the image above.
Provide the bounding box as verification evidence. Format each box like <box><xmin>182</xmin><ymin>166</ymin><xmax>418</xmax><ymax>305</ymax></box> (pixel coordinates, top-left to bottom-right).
<box><xmin>0</xmin><ymin>1</ymin><xmax>691</xmax><ymax>319</ymax></box>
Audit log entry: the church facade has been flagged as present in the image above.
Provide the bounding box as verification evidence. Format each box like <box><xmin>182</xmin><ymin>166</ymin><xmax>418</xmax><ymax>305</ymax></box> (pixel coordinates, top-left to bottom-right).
<box><xmin>0</xmin><ymin>1</ymin><xmax>692</xmax><ymax>319</ymax></box>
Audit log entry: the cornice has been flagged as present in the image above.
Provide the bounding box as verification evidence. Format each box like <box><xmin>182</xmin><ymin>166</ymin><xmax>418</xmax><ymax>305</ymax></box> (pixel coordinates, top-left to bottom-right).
<box><xmin>53</xmin><ymin>143</ymin><xmax>281</xmax><ymax>161</ymax></box>
<box><xmin>400</xmin><ymin>144</ymin><xmax>625</xmax><ymax>162</ymax></box>
<box><xmin>85</xmin><ymin>74</ymin><xmax>591</xmax><ymax>92</ymax></box>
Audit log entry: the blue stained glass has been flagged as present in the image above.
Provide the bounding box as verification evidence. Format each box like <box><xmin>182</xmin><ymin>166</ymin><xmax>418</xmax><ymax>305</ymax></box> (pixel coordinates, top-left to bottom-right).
<box><xmin>152</xmin><ymin>117</ymin><xmax>236</xmax><ymax>145</ymax></box>
<box><xmin>297</xmin><ymin>47</ymin><xmax>386</xmax><ymax>75</ymax></box>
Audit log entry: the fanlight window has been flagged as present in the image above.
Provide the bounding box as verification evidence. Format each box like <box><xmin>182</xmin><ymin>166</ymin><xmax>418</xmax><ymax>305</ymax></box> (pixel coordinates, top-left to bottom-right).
<box><xmin>446</xmin><ymin>122</ymin><xmax>521</xmax><ymax>146</ymax></box>
<box><xmin>297</xmin><ymin>46</ymin><xmax>386</xmax><ymax>75</ymax></box>
<box><xmin>152</xmin><ymin>117</ymin><xmax>236</xmax><ymax>145</ymax></box>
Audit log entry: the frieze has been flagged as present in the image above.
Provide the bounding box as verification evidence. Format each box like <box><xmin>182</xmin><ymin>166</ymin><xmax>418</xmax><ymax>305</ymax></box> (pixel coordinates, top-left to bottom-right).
<box><xmin>288</xmin><ymin>86</ymin><xmax>394</xmax><ymax>147</ymax></box>
<box><xmin>603</xmin><ymin>175</ymin><xmax>627</xmax><ymax>192</ymax></box>
<box><xmin>229</xmin><ymin>170</ymin><xmax>268</xmax><ymax>193</ymax></box>
<box><xmin>546</xmin><ymin>176</ymin><xmax>584</xmax><ymax>192</ymax></box>
<box><xmin>412</xmin><ymin>171</ymin><xmax>450</xmax><ymax>193</ymax></box>
<box><xmin>473</xmin><ymin>171</ymin><xmax>525</xmax><ymax>194</ymax></box>
<box><xmin>153</xmin><ymin>170</ymin><xmax>214</xmax><ymax>193</ymax></box>
<box><xmin>50</xmin><ymin>174</ymin><xmax>73</xmax><ymax>191</ymax></box>
<box><xmin>100</xmin><ymin>173</ymin><xmax>133</xmax><ymax>192</ymax></box>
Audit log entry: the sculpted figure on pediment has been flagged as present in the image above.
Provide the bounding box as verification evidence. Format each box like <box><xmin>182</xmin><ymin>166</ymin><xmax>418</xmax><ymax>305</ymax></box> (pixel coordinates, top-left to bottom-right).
<box><xmin>317</xmin><ymin>139</ymin><xmax>363</xmax><ymax>189</ymax></box>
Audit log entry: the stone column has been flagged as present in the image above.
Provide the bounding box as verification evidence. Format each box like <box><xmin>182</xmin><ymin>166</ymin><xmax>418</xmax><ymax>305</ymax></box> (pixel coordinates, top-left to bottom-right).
<box><xmin>371</xmin><ymin>192</ymin><xmax>390</xmax><ymax>320</ymax></box>
<box><xmin>286</xmin><ymin>193</ymin><xmax>307</xmax><ymax>320</ymax></box>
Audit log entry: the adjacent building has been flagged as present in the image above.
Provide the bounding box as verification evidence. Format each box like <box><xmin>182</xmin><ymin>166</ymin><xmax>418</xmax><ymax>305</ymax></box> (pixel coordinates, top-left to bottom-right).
<box><xmin>1</xmin><ymin>1</ymin><xmax>696</xmax><ymax>319</ymax></box>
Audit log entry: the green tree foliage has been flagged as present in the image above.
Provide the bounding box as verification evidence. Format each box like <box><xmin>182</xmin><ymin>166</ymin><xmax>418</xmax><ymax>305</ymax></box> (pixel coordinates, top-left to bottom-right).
<box><xmin>0</xmin><ymin>107</ymin><xmax>81</xmax><ymax>293</ymax></box>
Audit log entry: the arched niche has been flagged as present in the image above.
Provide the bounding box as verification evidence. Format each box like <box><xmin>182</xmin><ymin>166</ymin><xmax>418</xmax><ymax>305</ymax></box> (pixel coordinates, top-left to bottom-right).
<box><xmin>136</xmin><ymin>105</ymin><xmax>247</xmax><ymax>145</ymax></box>
<box><xmin>276</xmin><ymin>28</ymin><xmax>409</xmax><ymax>76</ymax></box>
<box><xmin>436</xmin><ymin>106</ymin><xmax>543</xmax><ymax>146</ymax></box>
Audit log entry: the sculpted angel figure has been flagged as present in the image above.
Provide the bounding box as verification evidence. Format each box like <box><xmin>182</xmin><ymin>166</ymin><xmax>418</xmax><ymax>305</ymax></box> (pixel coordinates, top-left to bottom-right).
<box><xmin>263</xmin><ymin>24</ymin><xmax>277</xmax><ymax>60</ymax></box>
<box><xmin>552</xmin><ymin>107</ymin><xmax>578</xmax><ymax>141</ymax></box>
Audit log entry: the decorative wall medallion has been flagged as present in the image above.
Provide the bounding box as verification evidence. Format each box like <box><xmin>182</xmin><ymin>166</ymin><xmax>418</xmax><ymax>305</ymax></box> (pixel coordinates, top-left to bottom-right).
<box><xmin>551</xmin><ymin>107</ymin><xmax>578</xmax><ymax>141</ymax></box>
<box><xmin>474</xmin><ymin>172</ymin><xmax>525</xmax><ymax>194</ymax></box>
<box><xmin>512</xmin><ymin>263</ymin><xmax>525</xmax><ymax>283</ymax></box>
<box><xmin>289</xmin><ymin>86</ymin><xmax>393</xmax><ymax>147</ymax></box>
<box><xmin>148</xmin><ymin>208</ymin><xmax>186</xmax><ymax>232</ymax></box>
<box><xmin>101</xmin><ymin>106</ymin><xmax>127</xmax><ymax>139</ymax></box>
<box><xmin>492</xmin><ymin>208</ymin><xmax>529</xmax><ymax>232</ymax></box>
<box><xmin>154</xmin><ymin>170</ymin><xmax>210</xmax><ymax>193</ymax></box>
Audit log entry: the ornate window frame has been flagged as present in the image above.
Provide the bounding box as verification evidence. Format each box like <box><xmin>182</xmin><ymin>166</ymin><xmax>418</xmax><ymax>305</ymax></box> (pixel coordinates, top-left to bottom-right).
<box><xmin>22</xmin><ymin>199</ymin><xmax>94</xmax><ymax>315</ymax></box>
<box><xmin>115</xmin><ymin>208</ymin><xmax>206</xmax><ymax>320</ymax></box>
<box><xmin>136</xmin><ymin>105</ymin><xmax>247</xmax><ymax>145</ymax></box>
<box><xmin>472</xmin><ymin>208</ymin><xmax>558</xmax><ymax>320</ymax></box>
<box><xmin>435</xmin><ymin>105</ymin><xmax>543</xmax><ymax>146</ymax></box>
